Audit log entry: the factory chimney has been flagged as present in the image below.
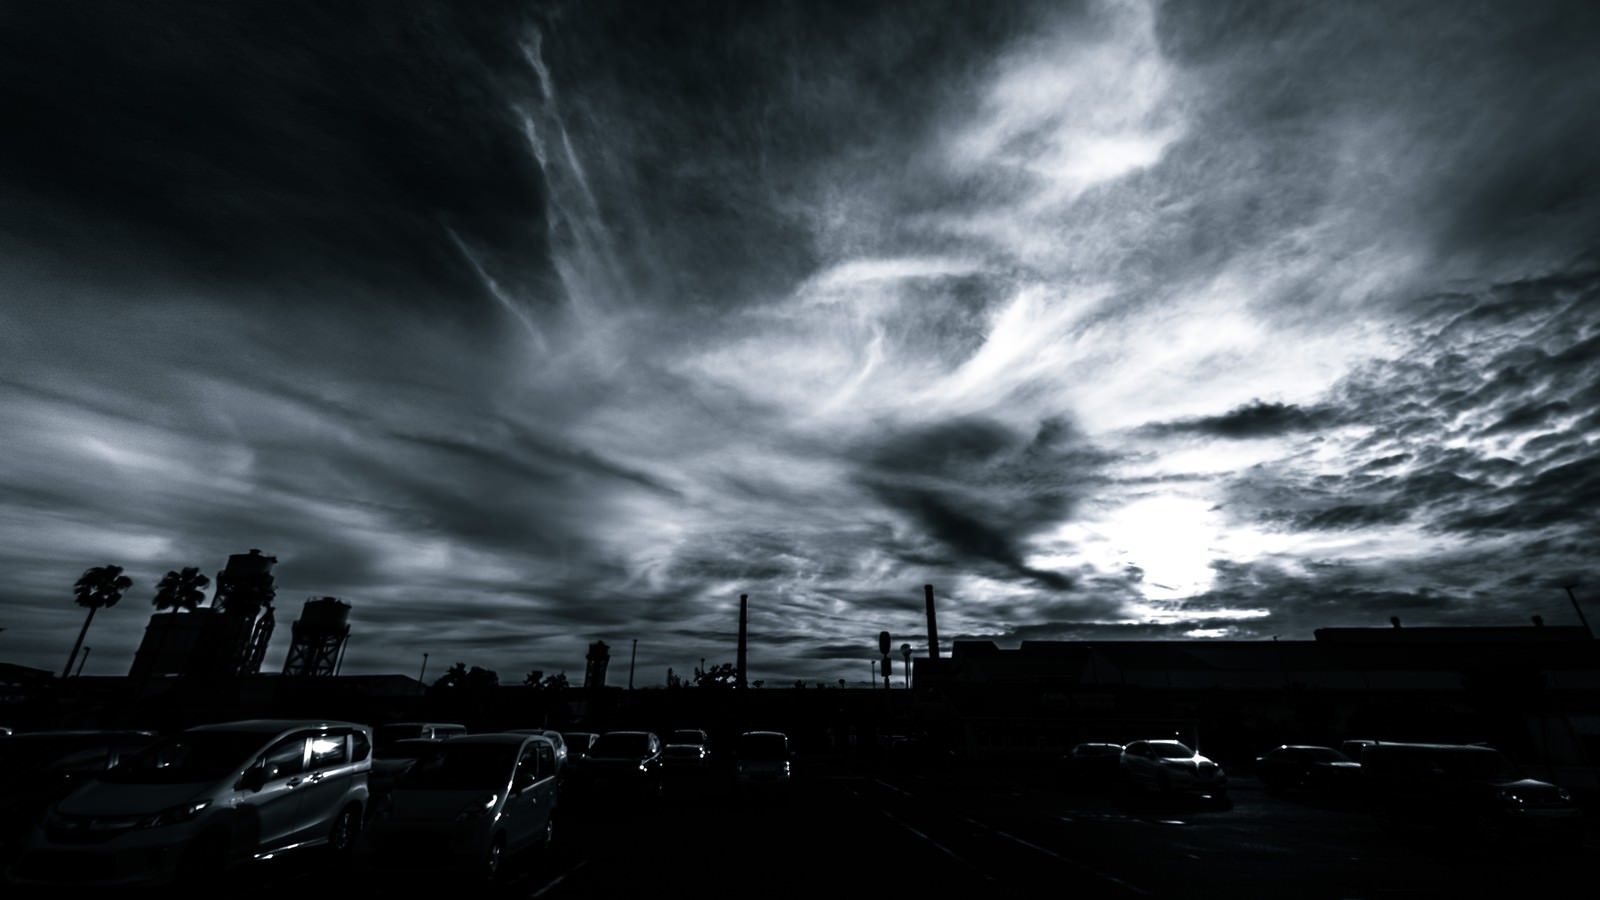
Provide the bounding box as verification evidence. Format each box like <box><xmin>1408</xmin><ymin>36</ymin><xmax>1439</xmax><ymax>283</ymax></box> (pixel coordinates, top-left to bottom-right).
<box><xmin>736</xmin><ymin>594</ymin><xmax>749</xmax><ymax>689</ymax></box>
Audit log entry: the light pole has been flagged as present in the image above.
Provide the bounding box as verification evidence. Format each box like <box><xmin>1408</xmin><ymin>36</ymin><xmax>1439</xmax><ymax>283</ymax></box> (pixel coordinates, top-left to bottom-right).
<box><xmin>871</xmin><ymin>659</ymin><xmax>877</xmax><ymax>688</ymax></box>
<box><xmin>418</xmin><ymin>652</ymin><xmax>429</xmax><ymax>685</ymax></box>
<box><xmin>901</xmin><ymin>643</ymin><xmax>911</xmax><ymax>689</ymax></box>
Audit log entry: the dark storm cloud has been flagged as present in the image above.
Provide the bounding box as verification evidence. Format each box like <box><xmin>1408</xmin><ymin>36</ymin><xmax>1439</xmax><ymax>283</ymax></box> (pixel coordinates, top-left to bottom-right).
<box><xmin>0</xmin><ymin>1</ymin><xmax>549</xmax><ymax>302</ymax></box>
<box><xmin>851</xmin><ymin>416</ymin><xmax>1108</xmax><ymax>590</ymax></box>
<box><xmin>1141</xmin><ymin>400</ymin><xmax>1337</xmax><ymax>439</ymax></box>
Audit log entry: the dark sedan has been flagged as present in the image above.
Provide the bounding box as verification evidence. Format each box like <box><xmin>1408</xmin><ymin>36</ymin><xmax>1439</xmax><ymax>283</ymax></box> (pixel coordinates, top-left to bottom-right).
<box><xmin>1254</xmin><ymin>744</ymin><xmax>1361</xmax><ymax>795</ymax></box>
<box><xmin>566</xmin><ymin>730</ymin><xmax>664</xmax><ymax>802</ymax></box>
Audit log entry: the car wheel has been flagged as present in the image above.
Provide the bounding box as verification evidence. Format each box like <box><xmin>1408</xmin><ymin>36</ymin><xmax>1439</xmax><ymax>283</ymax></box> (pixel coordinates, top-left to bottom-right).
<box><xmin>1467</xmin><ymin>813</ymin><xmax>1500</xmax><ymax>848</ymax></box>
<box><xmin>328</xmin><ymin>805</ymin><xmax>360</xmax><ymax>855</ymax></box>
<box><xmin>483</xmin><ymin>836</ymin><xmax>506</xmax><ymax>883</ymax></box>
<box><xmin>177</xmin><ymin>830</ymin><xmax>229</xmax><ymax>884</ymax></box>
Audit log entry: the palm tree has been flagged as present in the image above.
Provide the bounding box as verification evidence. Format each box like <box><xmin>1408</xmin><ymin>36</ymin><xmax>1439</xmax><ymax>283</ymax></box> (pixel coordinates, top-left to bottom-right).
<box><xmin>64</xmin><ymin>564</ymin><xmax>132</xmax><ymax>677</ymax></box>
<box><xmin>148</xmin><ymin>566</ymin><xmax>211</xmax><ymax>676</ymax></box>
<box><xmin>153</xmin><ymin>566</ymin><xmax>211</xmax><ymax>614</ymax></box>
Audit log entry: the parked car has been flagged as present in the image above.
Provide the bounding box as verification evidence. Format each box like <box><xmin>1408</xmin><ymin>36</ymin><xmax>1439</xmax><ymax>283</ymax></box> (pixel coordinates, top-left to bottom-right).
<box><xmin>566</xmin><ymin>731</ymin><xmax>663</xmax><ymax>801</ymax></box>
<box><xmin>1253</xmin><ymin>744</ymin><xmax>1361</xmax><ymax>795</ymax></box>
<box><xmin>1358</xmin><ymin>741</ymin><xmax>1584</xmax><ymax>850</ymax></box>
<box><xmin>1119</xmin><ymin>739</ymin><xmax>1230</xmax><ymax>805</ymax></box>
<box><xmin>372</xmin><ymin>723</ymin><xmax>466</xmax><ymax>755</ymax></box>
<box><xmin>0</xmin><ymin>729</ymin><xmax>162</xmax><ymax>865</ymax></box>
<box><xmin>1062</xmin><ymin>742</ymin><xmax>1125</xmax><ymax>785</ymax></box>
<box><xmin>369</xmin><ymin>737</ymin><xmax>450</xmax><ymax>816</ymax></box>
<box><xmin>1340</xmin><ymin>739</ymin><xmax>1378</xmax><ymax>762</ymax></box>
<box><xmin>359</xmin><ymin>732</ymin><xmax>560</xmax><ymax>883</ymax></box>
<box><xmin>6</xmin><ymin>719</ymin><xmax>371</xmax><ymax>887</ymax></box>
<box><xmin>734</xmin><ymin>731</ymin><xmax>792</xmax><ymax>797</ymax></box>
<box><xmin>662</xmin><ymin>729</ymin><xmax>712</xmax><ymax>771</ymax></box>
<box><xmin>561</xmin><ymin>732</ymin><xmax>600</xmax><ymax>761</ymax></box>
<box><xmin>507</xmin><ymin>729</ymin><xmax>569</xmax><ymax>776</ymax></box>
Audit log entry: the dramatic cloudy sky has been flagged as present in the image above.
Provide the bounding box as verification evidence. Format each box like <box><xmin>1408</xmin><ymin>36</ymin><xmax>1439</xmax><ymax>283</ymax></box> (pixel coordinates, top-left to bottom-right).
<box><xmin>2</xmin><ymin>0</ymin><xmax>1598</xmax><ymax>686</ymax></box>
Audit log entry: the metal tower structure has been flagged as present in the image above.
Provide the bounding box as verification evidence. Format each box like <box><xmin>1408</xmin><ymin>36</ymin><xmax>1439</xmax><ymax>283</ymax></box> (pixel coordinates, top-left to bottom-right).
<box><xmin>281</xmin><ymin>597</ymin><xmax>351</xmax><ymax>677</ymax></box>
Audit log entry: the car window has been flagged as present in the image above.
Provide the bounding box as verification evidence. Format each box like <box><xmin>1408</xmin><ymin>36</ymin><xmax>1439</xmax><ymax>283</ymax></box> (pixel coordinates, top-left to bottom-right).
<box><xmin>263</xmin><ymin>736</ymin><xmax>308</xmax><ymax>778</ymax></box>
<box><xmin>102</xmin><ymin>731</ymin><xmax>271</xmax><ymax>784</ymax></box>
<box><xmin>308</xmin><ymin>733</ymin><xmax>349</xmax><ymax>769</ymax></box>
<box><xmin>1151</xmin><ymin>742</ymin><xmax>1194</xmax><ymax>758</ymax></box>
<box><xmin>593</xmin><ymin>733</ymin><xmax>652</xmax><ymax>757</ymax></box>
<box><xmin>351</xmin><ymin>730</ymin><xmax>371</xmax><ymax>762</ymax></box>
<box><xmin>399</xmin><ymin>743</ymin><xmax>518</xmax><ymax>790</ymax></box>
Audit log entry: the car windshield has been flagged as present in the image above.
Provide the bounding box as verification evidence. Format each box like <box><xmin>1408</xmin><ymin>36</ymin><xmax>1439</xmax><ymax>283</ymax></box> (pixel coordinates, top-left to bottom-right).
<box><xmin>100</xmin><ymin>731</ymin><xmax>272</xmax><ymax>784</ymax></box>
<box><xmin>395</xmin><ymin>743</ymin><xmax>516</xmax><ymax>790</ymax></box>
<box><xmin>669</xmin><ymin>731</ymin><xmax>705</xmax><ymax>745</ymax></box>
<box><xmin>1290</xmin><ymin>747</ymin><xmax>1349</xmax><ymax>762</ymax></box>
<box><xmin>739</xmin><ymin>734</ymin><xmax>788</xmax><ymax>760</ymax></box>
<box><xmin>1437</xmin><ymin>749</ymin><xmax>1521</xmax><ymax>779</ymax></box>
<box><xmin>374</xmin><ymin>725</ymin><xmax>430</xmax><ymax>751</ymax></box>
<box><xmin>592</xmin><ymin>733</ymin><xmax>652</xmax><ymax>758</ymax></box>
<box><xmin>376</xmin><ymin>740</ymin><xmax>440</xmax><ymax>762</ymax></box>
<box><xmin>1150</xmin><ymin>742</ymin><xmax>1194</xmax><ymax>758</ymax></box>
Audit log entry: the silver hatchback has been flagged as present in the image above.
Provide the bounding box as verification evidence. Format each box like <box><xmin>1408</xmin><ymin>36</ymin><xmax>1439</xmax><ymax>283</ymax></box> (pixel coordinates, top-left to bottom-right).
<box><xmin>7</xmin><ymin>719</ymin><xmax>372</xmax><ymax>887</ymax></box>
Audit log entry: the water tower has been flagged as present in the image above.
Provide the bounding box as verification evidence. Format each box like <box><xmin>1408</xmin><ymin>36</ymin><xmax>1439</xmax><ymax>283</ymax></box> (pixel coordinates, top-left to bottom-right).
<box><xmin>281</xmin><ymin>597</ymin><xmax>351</xmax><ymax>677</ymax></box>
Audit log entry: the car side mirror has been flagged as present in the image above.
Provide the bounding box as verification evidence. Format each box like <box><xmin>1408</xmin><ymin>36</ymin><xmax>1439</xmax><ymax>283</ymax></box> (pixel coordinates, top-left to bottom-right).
<box><xmin>239</xmin><ymin>764</ymin><xmax>276</xmax><ymax>792</ymax></box>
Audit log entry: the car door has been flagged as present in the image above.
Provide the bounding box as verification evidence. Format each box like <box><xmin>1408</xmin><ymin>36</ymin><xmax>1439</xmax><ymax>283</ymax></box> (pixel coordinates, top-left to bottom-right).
<box><xmin>244</xmin><ymin>733</ymin><xmax>310</xmax><ymax>854</ymax></box>
<box><xmin>292</xmin><ymin>729</ymin><xmax>354</xmax><ymax>845</ymax></box>
<box><xmin>503</xmin><ymin>739</ymin><xmax>556</xmax><ymax>852</ymax></box>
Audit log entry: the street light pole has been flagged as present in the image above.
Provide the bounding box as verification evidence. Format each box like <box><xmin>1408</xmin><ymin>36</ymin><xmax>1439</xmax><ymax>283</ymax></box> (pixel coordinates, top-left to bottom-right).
<box><xmin>419</xmin><ymin>652</ymin><xmax>429</xmax><ymax>684</ymax></box>
<box><xmin>901</xmin><ymin>643</ymin><xmax>911</xmax><ymax>689</ymax></box>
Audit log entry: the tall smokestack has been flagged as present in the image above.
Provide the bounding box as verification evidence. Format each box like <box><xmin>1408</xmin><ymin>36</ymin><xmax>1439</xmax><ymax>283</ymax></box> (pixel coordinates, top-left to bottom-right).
<box><xmin>736</xmin><ymin>593</ymin><xmax>749</xmax><ymax>689</ymax></box>
<box><xmin>924</xmin><ymin>584</ymin><xmax>940</xmax><ymax>660</ymax></box>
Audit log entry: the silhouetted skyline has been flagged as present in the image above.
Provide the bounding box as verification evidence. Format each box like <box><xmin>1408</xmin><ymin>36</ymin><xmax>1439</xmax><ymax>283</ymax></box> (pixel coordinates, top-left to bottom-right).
<box><xmin>2</xmin><ymin>1</ymin><xmax>1598</xmax><ymax>686</ymax></box>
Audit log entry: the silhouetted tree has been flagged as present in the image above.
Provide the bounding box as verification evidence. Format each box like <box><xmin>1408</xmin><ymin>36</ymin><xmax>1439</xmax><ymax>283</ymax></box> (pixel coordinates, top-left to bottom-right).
<box><xmin>153</xmin><ymin>566</ymin><xmax>211</xmax><ymax>614</ymax></box>
<box><xmin>694</xmin><ymin>662</ymin><xmax>737</xmax><ymax>688</ymax></box>
<box><xmin>433</xmin><ymin>662</ymin><xmax>470</xmax><ymax>690</ymax></box>
<box><xmin>464</xmin><ymin>666</ymin><xmax>499</xmax><ymax>690</ymax></box>
<box><xmin>431</xmin><ymin>662</ymin><xmax>499</xmax><ymax>691</ymax></box>
<box><xmin>523</xmin><ymin>670</ymin><xmax>568</xmax><ymax>690</ymax></box>
<box><xmin>146</xmin><ymin>566</ymin><xmax>211</xmax><ymax>677</ymax></box>
<box><xmin>65</xmin><ymin>564</ymin><xmax>132</xmax><ymax>677</ymax></box>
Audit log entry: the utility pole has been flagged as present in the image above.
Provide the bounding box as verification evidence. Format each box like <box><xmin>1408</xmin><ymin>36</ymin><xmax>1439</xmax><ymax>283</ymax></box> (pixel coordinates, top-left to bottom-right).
<box><xmin>1565</xmin><ymin>585</ymin><xmax>1593</xmax><ymax>638</ymax></box>
<box><xmin>629</xmin><ymin>639</ymin><xmax>637</xmax><ymax>690</ymax></box>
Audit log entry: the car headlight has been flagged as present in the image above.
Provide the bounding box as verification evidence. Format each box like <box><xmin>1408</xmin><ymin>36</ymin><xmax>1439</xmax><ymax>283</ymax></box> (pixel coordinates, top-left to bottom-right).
<box><xmin>141</xmin><ymin>799</ymin><xmax>212</xmax><ymax>828</ymax></box>
<box><xmin>1557</xmin><ymin>787</ymin><xmax>1572</xmax><ymax>802</ymax></box>
<box><xmin>1495</xmin><ymin>789</ymin><xmax>1525</xmax><ymax>806</ymax></box>
<box><xmin>454</xmin><ymin>793</ymin><xmax>498</xmax><ymax>822</ymax></box>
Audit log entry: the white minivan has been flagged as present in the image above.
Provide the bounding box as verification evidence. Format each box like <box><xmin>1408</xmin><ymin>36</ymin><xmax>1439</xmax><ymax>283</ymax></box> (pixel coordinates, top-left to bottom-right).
<box><xmin>6</xmin><ymin>718</ymin><xmax>372</xmax><ymax>887</ymax></box>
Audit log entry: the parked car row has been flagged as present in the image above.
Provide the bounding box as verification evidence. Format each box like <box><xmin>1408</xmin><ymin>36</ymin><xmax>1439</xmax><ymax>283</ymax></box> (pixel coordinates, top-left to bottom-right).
<box><xmin>1057</xmin><ymin>735</ymin><xmax>1586</xmax><ymax>850</ymax></box>
<box><xmin>0</xmin><ymin>719</ymin><xmax>794</xmax><ymax>888</ymax></box>
<box><xmin>1060</xmin><ymin>739</ymin><xmax>1232</xmax><ymax>807</ymax></box>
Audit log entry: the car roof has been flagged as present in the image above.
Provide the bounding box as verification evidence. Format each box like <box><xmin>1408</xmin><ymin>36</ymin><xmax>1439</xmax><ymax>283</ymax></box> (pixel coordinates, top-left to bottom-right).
<box><xmin>185</xmin><ymin>719</ymin><xmax>368</xmax><ymax>734</ymax></box>
<box><xmin>435</xmin><ymin>733</ymin><xmax>549</xmax><ymax>747</ymax></box>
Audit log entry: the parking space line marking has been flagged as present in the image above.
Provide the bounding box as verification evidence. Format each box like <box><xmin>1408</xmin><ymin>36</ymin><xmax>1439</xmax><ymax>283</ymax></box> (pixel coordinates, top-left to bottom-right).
<box><xmin>959</xmin><ymin>814</ymin><xmax>1155</xmax><ymax>897</ymax></box>
<box><xmin>529</xmin><ymin>860</ymin><xmax>588</xmax><ymax>897</ymax></box>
